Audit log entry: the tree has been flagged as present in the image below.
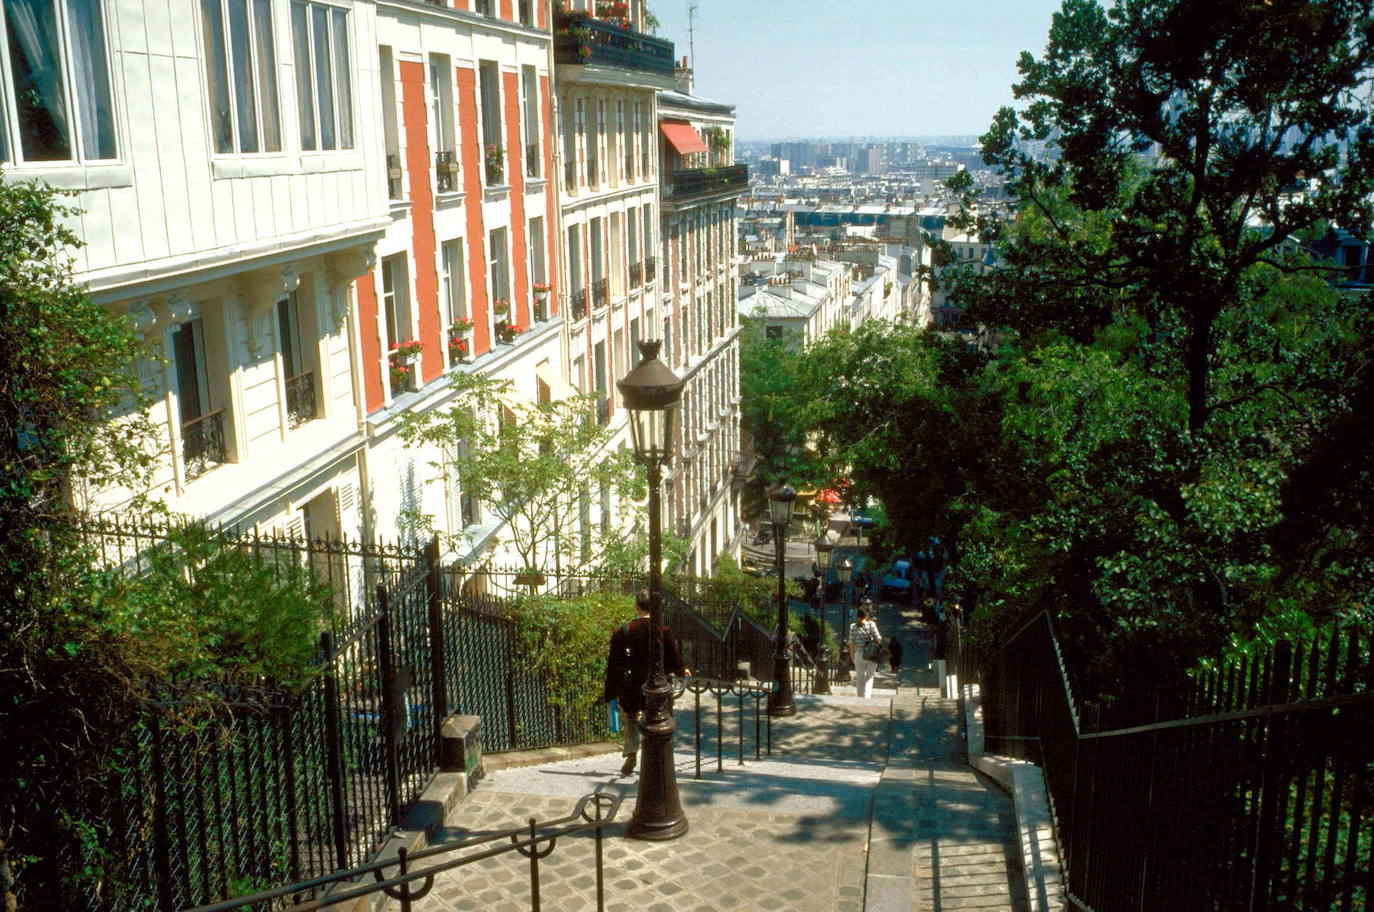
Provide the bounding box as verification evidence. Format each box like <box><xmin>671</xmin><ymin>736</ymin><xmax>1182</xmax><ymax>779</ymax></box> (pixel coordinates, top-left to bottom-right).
<box><xmin>397</xmin><ymin>372</ymin><xmax>643</xmax><ymax>576</ymax></box>
<box><xmin>974</xmin><ymin>0</ymin><xmax>1374</xmax><ymax>432</ymax></box>
<box><xmin>0</xmin><ymin>175</ymin><xmax>157</xmax><ymax>908</ymax></box>
<box><xmin>737</xmin><ymin>315</ymin><xmax>825</xmax><ymax>491</ymax></box>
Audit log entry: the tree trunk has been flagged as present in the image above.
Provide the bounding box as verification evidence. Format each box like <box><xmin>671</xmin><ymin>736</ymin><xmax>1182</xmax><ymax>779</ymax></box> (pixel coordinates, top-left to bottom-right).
<box><xmin>1185</xmin><ymin>300</ymin><xmax>1220</xmax><ymax>433</ymax></box>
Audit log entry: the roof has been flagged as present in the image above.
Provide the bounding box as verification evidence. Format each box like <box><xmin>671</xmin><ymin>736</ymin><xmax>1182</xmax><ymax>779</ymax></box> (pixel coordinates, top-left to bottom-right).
<box><xmin>657</xmin><ymin>89</ymin><xmax>736</xmax><ymax>116</ymax></box>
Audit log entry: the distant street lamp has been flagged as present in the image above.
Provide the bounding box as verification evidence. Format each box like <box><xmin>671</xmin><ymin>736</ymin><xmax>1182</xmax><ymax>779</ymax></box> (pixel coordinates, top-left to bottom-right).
<box><xmin>617</xmin><ymin>339</ymin><xmax>688</xmax><ymax>841</ymax></box>
<box><xmin>812</xmin><ymin>530</ymin><xmax>835</xmax><ymax>696</ymax></box>
<box><xmin>835</xmin><ymin>555</ymin><xmax>853</xmax><ymax>683</ymax></box>
<box><xmin>767</xmin><ymin>482</ymin><xmax>797</xmax><ymax>716</ymax></box>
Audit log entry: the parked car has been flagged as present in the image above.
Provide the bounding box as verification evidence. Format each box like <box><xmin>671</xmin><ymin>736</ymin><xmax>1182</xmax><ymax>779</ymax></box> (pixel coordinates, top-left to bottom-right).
<box><xmin>880</xmin><ymin>560</ymin><xmax>913</xmax><ymax>600</ymax></box>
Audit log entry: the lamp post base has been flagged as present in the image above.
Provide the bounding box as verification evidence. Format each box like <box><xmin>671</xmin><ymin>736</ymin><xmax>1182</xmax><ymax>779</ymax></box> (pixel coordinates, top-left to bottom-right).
<box><xmin>627</xmin><ymin>679</ymin><xmax>688</xmax><ymax>841</ymax></box>
<box><xmin>767</xmin><ymin>651</ymin><xmax>796</xmax><ymax>716</ymax></box>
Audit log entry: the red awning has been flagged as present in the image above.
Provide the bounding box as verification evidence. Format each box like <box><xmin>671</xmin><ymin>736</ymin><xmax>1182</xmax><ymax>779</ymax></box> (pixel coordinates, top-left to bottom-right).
<box><xmin>660</xmin><ymin>120</ymin><xmax>708</xmax><ymax>155</ymax></box>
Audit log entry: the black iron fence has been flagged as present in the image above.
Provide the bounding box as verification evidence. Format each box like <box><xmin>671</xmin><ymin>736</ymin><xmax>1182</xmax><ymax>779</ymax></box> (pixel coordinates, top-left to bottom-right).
<box><xmin>284</xmin><ymin>370</ymin><xmax>316</xmax><ymax>428</ymax></box>
<box><xmin>554</xmin><ymin>15</ymin><xmax>674</xmax><ymax>77</ymax></box>
<box><xmin>977</xmin><ymin>611</ymin><xmax>1372</xmax><ymax>912</ymax></box>
<box><xmin>181</xmin><ymin>408</ymin><xmax>226</xmax><ymax>480</ymax></box>
<box><xmin>664</xmin><ymin>165</ymin><xmax>749</xmax><ymax>202</ymax></box>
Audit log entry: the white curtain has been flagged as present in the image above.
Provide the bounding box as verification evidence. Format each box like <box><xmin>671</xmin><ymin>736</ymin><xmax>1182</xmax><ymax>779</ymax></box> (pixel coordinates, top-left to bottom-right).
<box><xmin>65</xmin><ymin>0</ymin><xmax>115</xmax><ymax>159</ymax></box>
<box><xmin>4</xmin><ymin>0</ymin><xmax>71</xmax><ymax>159</ymax></box>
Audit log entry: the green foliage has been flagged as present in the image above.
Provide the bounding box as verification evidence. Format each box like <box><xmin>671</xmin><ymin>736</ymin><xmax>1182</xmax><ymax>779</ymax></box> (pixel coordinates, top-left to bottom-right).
<box><xmin>397</xmin><ymin>371</ymin><xmax>643</xmax><ymax>573</ymax></box>
<box><xmin>505</xmin><ymin>590</ymin><xmax>637</xmax><ymax>720</ymax></box>
<box><xmin>738</xmin><ymin>315</ymin><xmax>828</xmax><ymax>490</ymax></box>
<box><xmin>108</xmin><ymin>523</ymin><xmax>336</xmax><ymax>690</ymax></box>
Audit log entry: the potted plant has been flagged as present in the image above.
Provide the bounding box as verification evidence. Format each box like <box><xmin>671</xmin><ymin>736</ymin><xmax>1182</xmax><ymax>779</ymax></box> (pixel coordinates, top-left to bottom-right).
<box><xmin>484</xmin><ymin>144</ymin><xmax>505</xmax><ymax>184</ymax></box>
<box><xmin>448</xmin><ymin>336</ymin><xmax>470</xmax><ymax>363</ymax></box>
<box><xmin>532</xmin><ymin>282</ymin><xmax>552</xmax><ymax>303</ymax></box>
<box><xmin>390</xmin><ymin>339</ymin><xmax>423</xmax><ymax>363</ymax></box>
<box><xmin>389</xmin><ymin>361</ymin><xmax>412</xmax><ymax>392</ymax></box>
<box><xmin>493</xmin><ymin>299</ymin><xmax>510</xmax><ymax>317</ymax></box>
<box><xmin>498</xmin><ymin>322</ymin><xmax>524</xmax><ymax>344</ymax></box>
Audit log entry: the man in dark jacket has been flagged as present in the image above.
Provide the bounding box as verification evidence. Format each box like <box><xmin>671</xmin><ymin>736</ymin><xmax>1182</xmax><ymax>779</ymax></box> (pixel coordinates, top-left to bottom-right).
<box><xmin>604</xmin><ymin>589</ymin><xmax>687</xmax><ymax>775</ymax></box>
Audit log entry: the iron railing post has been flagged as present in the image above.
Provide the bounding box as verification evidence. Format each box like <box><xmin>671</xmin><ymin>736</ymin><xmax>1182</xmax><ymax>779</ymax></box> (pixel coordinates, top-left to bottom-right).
<box><xmin>376</xmin><ymin>584</ymin><xmax>404</xmax><ymax>828</ymax></box>
<box><xmin>425</xmin><ymin>535</ymin><xmax>448</xmax><ymax>761</ymax></box>
<box><xmin>320</xmin><ymin>632</ymin><xmax>349</xmax><ymax>870</ymax></box>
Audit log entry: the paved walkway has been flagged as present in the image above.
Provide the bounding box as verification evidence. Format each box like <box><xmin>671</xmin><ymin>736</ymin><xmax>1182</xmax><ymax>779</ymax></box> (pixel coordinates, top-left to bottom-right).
<box><xmin>403</xmin><ymin>597</ymin><xmax>1025</xmax><ymax>912</ymax></box>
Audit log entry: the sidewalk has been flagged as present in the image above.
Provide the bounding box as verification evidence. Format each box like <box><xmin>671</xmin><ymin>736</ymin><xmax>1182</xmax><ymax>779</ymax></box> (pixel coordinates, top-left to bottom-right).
<box><xmin>404</xmin><ymin>598</ymin><xmax>1025</xmax><ymax>912</ymax></box>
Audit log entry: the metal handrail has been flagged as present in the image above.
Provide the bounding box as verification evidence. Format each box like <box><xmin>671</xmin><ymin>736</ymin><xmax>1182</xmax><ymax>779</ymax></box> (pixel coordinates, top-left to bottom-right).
<box><xmin>285</xmin><ymin>370</ymin><xmax>316</xmax><ymax>428</ymax></box>
<box><xmin>181</xmin><ymin>407</ymin><xmax>227</xmax><ymax>480</ymax></box>
<box><xmin>188</xmin><ymin>792</ymin><xmax>622</xmax><ymax>911</ymax></box>
<box><xmin>554</xmin><ymin>15</ymin><xmax>675</xmax><ymax>77</ymax></box>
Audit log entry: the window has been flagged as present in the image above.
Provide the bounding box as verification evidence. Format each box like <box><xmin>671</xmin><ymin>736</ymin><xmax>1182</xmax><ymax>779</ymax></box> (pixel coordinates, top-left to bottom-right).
<box><xmin>0</xmin><ymin>0</ymin><xmax>116</xmax><ymax>163</ymax></box>
<box><xmin>430</xmin><ymin>55</ymin><xmax>457</xmax><ymax>191</ymax></box>
<box><xmin>278</xmin><ymin>293</ymin><xmax>318</xmax><ymax>427</ymax></box>
<box><xmin>172</xmin><ymin>319</ymin><xmax>228</xmax><ymax>479</ymax></box>
<box><xmin>521</xmin><ymin>65</ymin><xmax>539</xmax><ymax>178</ymax></box>
<box><xmin>382</xmin><ymin>255</ymin><xmax>411</xmax><ymax>347</ymax></box>
<box><xmin>445</xmin><ymin>440</ymin><xmax>479</xmax><ymax>532</ymax></box>
<box><xmin>488</xmin><ymin>227</ymin><xmax>509</xmax><ymax>316</ymax></box>
<box><xmin>201</xmin><ymin>0</ymin><xmax>280</xmax><ymax>154</ymax></box>
<box><xmin>478</xmin><ymin>60</ymin><xmax>502</xmax><ymax>183</ymax></box>
<box><xmin>574</xmin><ymin>98</ymin><xmax>587</xmax><ymax>188</ymax></box>
<box><xmin>379</xmin><ymin>46</ymin><xmax>402</xmax><ymax>198</ymax></box>
<box><xmin>439</xmin><ymin>239</ymin><xmax>467</xmax><ymax>365</ymax></box>
<box><xmin>617</xmin><ymin>100</ymin><xmax>627</xmax><ymax>182</ymax></box>
<box><xmin>528</xmin><ymin>216</ymin><xmax>547</xmax><ymax>319</ymax></box>
<box><xmin>629</xmin><ymin>101</ymin><xmax>639</xmax><ymax>180</ymax></box>
<box><xmin>290</xmin><ymin>1</ymin><xmax>353</xmax><ymax>151</ymax></box>
<box><xmin>585</xmin><ymin>99</ymin><xmax>598</xmax><ymax>188</ymax></box>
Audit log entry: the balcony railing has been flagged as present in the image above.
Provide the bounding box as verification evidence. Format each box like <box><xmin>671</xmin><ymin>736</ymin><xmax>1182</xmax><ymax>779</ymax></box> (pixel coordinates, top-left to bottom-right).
<box><xmin>564</xmin><ymin>156</ymin><xmax>577</xmax><ymax>188</ymax></box>
<box><xmin>592</xmin><ymin>277</ymin><xmax>608</xmax><ymax>309</ymax></box>
<box><xmin>664</xmin><ymin>164</ymin><xmax>748</xmax><ymax>202</ymax></box>
<box><xmin>644</xmin><ymin>256</ymin><xmax>656</xmax><ymax>283</ymax></box>
<box><xmin>285</xmin><ymin>371</ymin><xmax>317</xmax><ymax>429</ymax></box>
<box><xmin>386</xmin><ymin>153</ymin><xmax>403</xmax><ymax>200</ymax></box>
<box><xmin>518</xmin><ymin>0</ymin><xmax>533</xmax><ymax>25</ymax></box>
<box><xmin>554</xmin><ymin>14</ymin><xmax>675</xmax><ymax>78</ymax></box>
<box><xmin>596</xmin><ymin>395</ymin><xmax>611</xmax><ymax>426</ymax></box>
<box><xmin>181</xmin><ymin>408</ymin><xmax>227</xmax><ymax>480</ymax></box>
<box><xmin>435</xmin><ymin>150</ymin><xmax>458</xmax><ymax>193</ymax></box>
<box><xmin>629</xmin><ymin>261</ymin><xmax>642</xmax><ymax>288</ymax></box>
<box><xmin>526</xmin><ymin>141</ymin><xmax>540</xmax><ymax>178</ymax></box>
<box><xmin>571</xmin><ymin>287</ymin><xmax>588</xmax><ymax>320</ymax></box>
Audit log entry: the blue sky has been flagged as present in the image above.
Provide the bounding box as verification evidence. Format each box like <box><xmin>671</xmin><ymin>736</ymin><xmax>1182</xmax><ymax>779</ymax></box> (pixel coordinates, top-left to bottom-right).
<box><xmin>649</xmin><ymin>0</ymin><xmax>1068</xmax><ymax>140</ymax></box>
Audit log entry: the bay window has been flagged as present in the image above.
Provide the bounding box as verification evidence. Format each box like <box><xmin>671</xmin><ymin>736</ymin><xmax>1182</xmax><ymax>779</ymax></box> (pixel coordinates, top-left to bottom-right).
<box><xmin>291</xmin><ymin>0</ymin><xmax>353</xmax><ymax>151</ymax></box>
<box><xmin>0</xmin><ymin>0</ymin><xmax>117</xmax><ymax>164</ymax></box>
<box><xmin>201</xmin><ymin>0</ymin><xmax>281</xmax><ymax>155</ymax></box>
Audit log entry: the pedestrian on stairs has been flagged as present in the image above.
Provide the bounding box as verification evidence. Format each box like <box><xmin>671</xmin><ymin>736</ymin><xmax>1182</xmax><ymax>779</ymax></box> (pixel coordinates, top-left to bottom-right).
<box><xmin>888</xmin><ymin>636</ymin><xmax>903</xmax><ymax>674</ymax></box>
<box><xmin>603</xmin><ymin>589</ymin><xmax>687</xmax><ymax>775</ymax></box>
<box><xmin>848</xmin><ymin>603</ymin><xmax>883</xmax><ymax>698</ymax></box>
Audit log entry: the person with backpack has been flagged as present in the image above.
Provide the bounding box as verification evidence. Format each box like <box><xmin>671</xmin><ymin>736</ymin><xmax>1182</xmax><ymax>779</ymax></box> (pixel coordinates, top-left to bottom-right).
<box><xmin>603</xmin><ymin>590</ymin><xmax>687</xmax><ymax>775</ymax></box>
<box><xmin>847</xmin><ymin>602</ymin><xmax>884</xmax><ymax>698</ymax></box>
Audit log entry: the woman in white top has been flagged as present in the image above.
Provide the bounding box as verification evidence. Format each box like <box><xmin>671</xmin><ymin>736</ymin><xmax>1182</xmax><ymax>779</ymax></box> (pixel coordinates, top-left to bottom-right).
<box><xmin>848</xmin><ymin>603</ymin><xmax>883</xmax><ymax>697</ymax></box>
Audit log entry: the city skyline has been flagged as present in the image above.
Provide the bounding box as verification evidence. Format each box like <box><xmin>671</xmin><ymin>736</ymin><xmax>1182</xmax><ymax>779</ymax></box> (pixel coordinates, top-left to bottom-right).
<box><xmin>651</xmin><ymin>0</ymin><xmax>1067</xmax><ymax>140</ymax></box>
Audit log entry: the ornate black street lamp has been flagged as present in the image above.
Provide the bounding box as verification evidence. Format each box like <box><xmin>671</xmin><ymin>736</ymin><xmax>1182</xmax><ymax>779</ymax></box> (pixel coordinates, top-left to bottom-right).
<box><xmin>767</xmin><ymin>482</ymin><xmax>797</xmax><ymax>716</ymax></box>
<box><xmin>812</xmin><ymin>530</ymin><xmax>835</xmax><ymax>696</ymax></box>
<box><xmin>617</xmin><ymin>340</ymin><xmax>688</xmax><ymax>841</ymax></box>
<box><xmin>835</xmin><ymin>555</ymin><xmax>853</xmax><ymax>683</ymax></box>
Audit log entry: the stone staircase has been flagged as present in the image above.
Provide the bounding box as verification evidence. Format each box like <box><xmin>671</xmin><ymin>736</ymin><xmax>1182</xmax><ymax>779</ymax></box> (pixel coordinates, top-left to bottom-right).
<box><xmin>397</xmin><ymin>605</ymin><xmax>1032</xmax><ymax>911</ymax></box>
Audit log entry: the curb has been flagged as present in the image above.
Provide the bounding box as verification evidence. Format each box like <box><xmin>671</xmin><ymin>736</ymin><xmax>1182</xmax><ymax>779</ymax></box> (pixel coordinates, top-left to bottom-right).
<box><xmin>958</xmin><ymin>681</ymin><xmax>1067</xmax><ymax>912</ymax></box>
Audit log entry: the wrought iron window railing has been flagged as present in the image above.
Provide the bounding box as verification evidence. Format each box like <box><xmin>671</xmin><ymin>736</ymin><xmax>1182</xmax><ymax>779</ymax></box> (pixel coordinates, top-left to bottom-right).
<box><xmin>435</xmin><ymin>150</ymin><xmax>458</xmax><ymax>193</ymax></box>
<box><xmin>629</xmin><ymin>260</ymin><xmax>642</xmax><ymax>288</ymax></box>
<box><xmin>386</xmin><ymin>153</ymin><xmax>403</xmax><ymax>200</ymax></box>
<box><xmin>644</xmin><ymin>255</ymin><xmax>656</xmax><ymax>283</ymax></box>
<box><xmin>181</xmin><ymin>408</ymin><xmax>227</xmax><ymax>480</ymax></box>
<box><xmin>592</xmin><ymin>277</ymin><xmax>608</xmax><ymax>309</ymax></box>
<box><xmin>285</xmin><ymin>370</ymin><xmax>317</xmax><ymax>429</ymax></box>
<box><xmin>596</xmin><ymin>395</ymin><xmax>611</xmax><ymax>426</ymax></box>
<box><xmin>554</xmin><ymin>15</ymin><xmax>675</xmax><ymax>78</ymax></box>
<box><xmin>525</xmin><ymin>141</ymin><xmax>540</xmax><ymax>178</ymax></box>
<box><xmin>571</xmin><ymin>287</ymin><xmax>588</xmax><ymax>320</ymax></box>
<box><xmin>664</xmin><ymin>164</ymin><xmax>749</xmax><ymax>202</ymax></box>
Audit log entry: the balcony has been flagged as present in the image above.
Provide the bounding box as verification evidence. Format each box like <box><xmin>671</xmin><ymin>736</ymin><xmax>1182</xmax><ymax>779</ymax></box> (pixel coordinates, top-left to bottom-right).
<box><xmin>664</xmin><ymin>164</ymin><xmax>748</xmax><ymax>203</ymax></box>
<box><xmin>435</xmin><ymin>150</ymin><xmax>458</xmax><ymax>193</ymax></box>
<box><xmin>554</xmin><ymin>14</ymin><xmax>674</xmax><ymax>79</ymax></box>
<box><xmin>181</xmin><ymin>408</ymin><xmax>227</xmax><ymax>481</ymax></box>
<box><xmin>571</xmin><ymin>287</ymin><xmax>588</xmax><ymax>320</ymax></box>
<box><xmin>629</xmin><ymin>261</ymin><xmax>642</xmax><ymax>288</ymax></box>
<box><xmin>285</xmin><ymin>370</ymin><xmax>317</xmax><ymax>429</ymax></box>
<box><xmin>592</xmin><ymin>277</ymin><xmax>608</xmax><ymax>309</ymax></box>
<box><xmin>386</xmin><ymin>153</ymin><xmax>403</xmax><ymax>200</ymax></box>
<box><xmin>644</xmin><ymin>256</ymin><xmax>656</xmax><ymax>284</ymax></box>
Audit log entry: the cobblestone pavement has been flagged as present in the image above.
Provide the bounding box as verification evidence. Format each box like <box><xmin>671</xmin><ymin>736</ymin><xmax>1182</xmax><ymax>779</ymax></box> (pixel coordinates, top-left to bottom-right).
<box><xmin>404</xmin><ymin>696</ymin><xmax>889</xmax><ymax>912</ymax></box>
<box><xmin>399</xmin><ymin>591</ymin><xmax>1024</xmax><ymax>912</ymax></box>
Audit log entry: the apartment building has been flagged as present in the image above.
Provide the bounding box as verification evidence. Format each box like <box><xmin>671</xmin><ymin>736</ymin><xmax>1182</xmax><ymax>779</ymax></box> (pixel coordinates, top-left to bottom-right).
<box><xmin>551</xmin><ymin>0</ymin><xmax>675</xmax><ymax>541</ymax></box>
<box><xmin>656</xmin><ymin>68</ymin><xmax>747</xmax><ymax>575</ymax></box>
<box><xmin>4</xmin><ymin>0</ymin><xmax>391</xmax><ymax>542</ymax></box>
<box><xmin>361</xmin><ymin>0</ymin><xmax>565</xmax><ymax>555</ymax></box>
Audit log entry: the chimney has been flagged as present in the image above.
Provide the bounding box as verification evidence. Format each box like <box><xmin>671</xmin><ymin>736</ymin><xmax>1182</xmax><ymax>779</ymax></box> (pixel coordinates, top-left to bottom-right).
<box><xmin>674</xmin><ymin>55</ymin><xmax>694</xmax><ymax>94</ymax></box>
